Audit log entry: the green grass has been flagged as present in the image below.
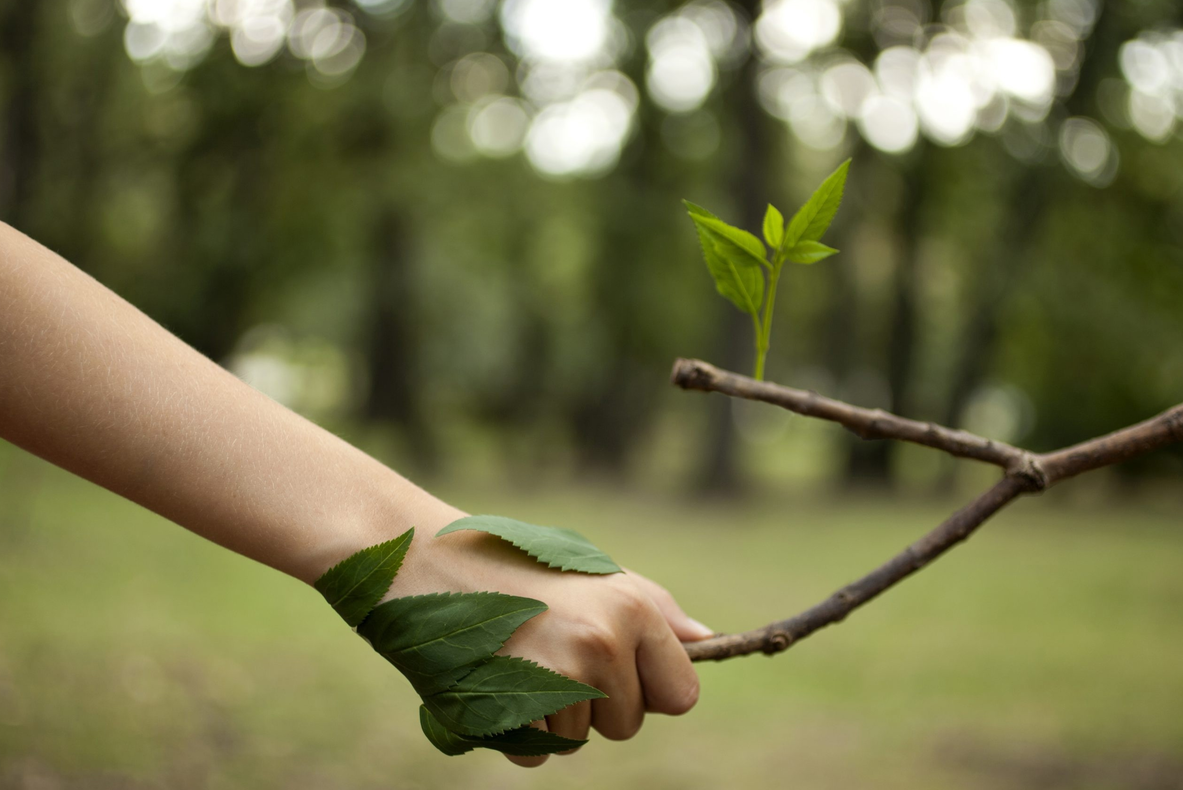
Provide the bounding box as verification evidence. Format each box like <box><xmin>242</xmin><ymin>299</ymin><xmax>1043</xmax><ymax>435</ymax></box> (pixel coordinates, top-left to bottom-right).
<box><xmin>2</xmin><ymin>449</ymin><xmax>1182</xmax><ymax>789</ymax></box>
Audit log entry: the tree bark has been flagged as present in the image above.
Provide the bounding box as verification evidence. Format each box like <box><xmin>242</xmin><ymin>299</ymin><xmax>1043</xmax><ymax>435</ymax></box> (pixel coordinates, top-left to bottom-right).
<box><xmin>364</xmin><ymin>208</ymin><xmax>437</xmax><ymax>473</ymax></box>
<box><xmin>846</xmin><ymin>158</ymin><xmax>926</xmax><ymax>485</ymax></box>
<box><xmin>697</xmin><ymin>0</ymin><xmax>769</xmax><ymax>495</ymax></box>
<box><xmin>0</xmin><ymin>1</ymin><xmax>41</xmax><ymax>230</ymax></box>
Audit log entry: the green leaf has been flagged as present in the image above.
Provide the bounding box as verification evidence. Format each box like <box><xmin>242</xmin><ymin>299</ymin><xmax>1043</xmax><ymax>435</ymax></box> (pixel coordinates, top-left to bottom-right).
<box><xmin>690</xmin><ymin>212</ymin><xmax>767</xmax><ymax>263</ymax></box>
<box><xmin>683</xmin><ymin>200</ymin><xmax>716</xmax><ymax>219</ymax></box>
<box><xmin>419</xmin><ymin>706</ymin><xmax>586</xmax><ymax>757</ymax></box>
<box><xmin>422</xmin><ymin>656</ymin><xmax>605</xmax><ymax>737</ymax></box>
<box><xmin>437</xmin><ymin>515</ymin><xmax>621</xmax><ymax>574</ymax></box>
<box><xmin>313</xmin><ymin>528</ymin><xmax>413</xmax><ymax>627</ymax></box>
<box><xmin>683</xmin><ymin>201</ymin><xmax>765</xmax><ymax>316</ymax></box>
<box><xmin>358</xmin><ymin>592</ymin><xmax>548</xmax><ymax>695</ymax></box>
<box><xmin>785</xmin><ymin>159</ymin><xmax>850</xmax><ymax>248</ymax></box>
<box><xmin>785</xmin><ymin>240</ymin><xmax>839</xmax><ymax>265</ymax></box>
<box><xmin>683</xmin><ymin>201</ymin><xmax>768</xmax><ymax>269</ymax></box>
<box><xmin>763</xmin><ymin>204</ymin><xmax>784</xmax><ymax>250</ymax></box>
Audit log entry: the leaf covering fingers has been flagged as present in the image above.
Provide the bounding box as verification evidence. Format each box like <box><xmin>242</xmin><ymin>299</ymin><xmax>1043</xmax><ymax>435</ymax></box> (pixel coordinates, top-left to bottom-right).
<box><xmin>358</xmin><ymin>592</ymin><xmax>547</xmax><ymax>695</ymax></box>
<box><xmin>419</xmin><ymin>706</ymin><xmax>587</xmax><ymax>757</ymax></box>
<box><xmin>421</xmin><ymin>656</ymin><xmax>606</xmax><ymax>737</ymax></box>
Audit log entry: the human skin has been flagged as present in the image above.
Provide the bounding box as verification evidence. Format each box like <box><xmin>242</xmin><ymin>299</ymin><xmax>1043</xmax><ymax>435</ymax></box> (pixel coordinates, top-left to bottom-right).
<box><xmin>0</xmin><ymin>221</ymin><xmax>711</xmax><ymax>767</ymax></box>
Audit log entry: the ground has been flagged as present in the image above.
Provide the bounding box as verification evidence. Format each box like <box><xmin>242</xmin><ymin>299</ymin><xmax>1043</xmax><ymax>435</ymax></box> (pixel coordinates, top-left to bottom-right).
<box><xmin>1</xmin><ymin>448</ymin><xmax>1181</xmax><ymax>789</ymax></box>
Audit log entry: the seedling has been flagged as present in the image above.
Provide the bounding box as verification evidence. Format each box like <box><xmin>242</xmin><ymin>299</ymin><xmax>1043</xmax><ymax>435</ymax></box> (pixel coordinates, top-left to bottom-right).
<box><xmin>685</xmin><ymin>159</ymin><xmax>850</xmax><ymax>380</ymax></box>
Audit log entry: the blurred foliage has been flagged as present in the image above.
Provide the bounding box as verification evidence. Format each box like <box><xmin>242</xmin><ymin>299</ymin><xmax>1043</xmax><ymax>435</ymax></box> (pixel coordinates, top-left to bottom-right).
<box><xmin>2</xmin><ymin>0</ymin><xmax>1182</xmax><ymax>488</ymax></box>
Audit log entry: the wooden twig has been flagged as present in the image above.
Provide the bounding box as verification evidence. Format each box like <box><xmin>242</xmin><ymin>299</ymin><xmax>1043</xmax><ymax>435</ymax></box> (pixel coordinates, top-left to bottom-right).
<box><xmin>670</xmin><ymin>358</ymin><xmax>1183</xmax><ymax>662</ymax></box>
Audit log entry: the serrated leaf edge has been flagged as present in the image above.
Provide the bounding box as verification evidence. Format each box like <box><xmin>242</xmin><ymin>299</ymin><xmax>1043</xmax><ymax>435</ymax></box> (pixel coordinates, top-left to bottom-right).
<box><xmin>419</xmin><ymin>705</ymin><xmax>588</xmax><ymax>757</ymax></box>
<box><xmin>314</xmin><ymin>528</ymin><xmax>414</xmax><ymax>627</ymax></box>
<box><xmin>425</xmin><ymin>656</ymin><xmax>607</xmax><ymax>737</ymax></box>
<box><xmin>785</xmin><ymin>158</ymin><xmax>851</xmax><ymax>248</ymax></box>
<box><xmin>361</xmin><ymin>591</ymin><xmax>548</xmax><ymax>658</ymax></box>
<box><xmin>437</xmin><ymin>520</ymin><xmax>621</xmax><ymax>574</ymax></box>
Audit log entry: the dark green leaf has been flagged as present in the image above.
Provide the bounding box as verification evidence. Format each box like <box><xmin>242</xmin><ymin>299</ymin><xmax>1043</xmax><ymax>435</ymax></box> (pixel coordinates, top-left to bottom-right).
<box><xmin>419</xmin><ymin>706</ymin><xmax>586</xmax><ymax>757</ymax></box>
<box><xmin>763</xmin><ymin>204</ymin><xmax>785</xmax><ymax>250</ymax></box>
<box><xmin>785</xmin><ymin>159</ymin><xmax>850</xmax><ymax>247</ymax></box>
<box><xmin>358</xmin><ymin>592</ymin><xmax>547</xmax><ymax>695</ymax></box>
<box><xmin>785</xmin><ymin>240</ymin><xmax>839</xmax><ymax>265</ymax></box>
<box><xmin>420</xmin><ymin>705</ymin><xmax>476</xmax><ymax>756</ymax></box>
<box><xmin>437</xmin><ymin>515</ymin><xmax>621</xmax><ymax>574</ymax></box>
<box><xmin>314</xmin><ymin>528</ymin><xmax>413</xmax><ymax>627</ymax></box>
<box><xmin>683</xmin><ymin>201</ymin><xmax>765</xmax><ymax>316</ymax></box>
<box><xmin>422</xmin><ymin>656</ymin><xmax>606</xmax><ymax>737</ymax></box>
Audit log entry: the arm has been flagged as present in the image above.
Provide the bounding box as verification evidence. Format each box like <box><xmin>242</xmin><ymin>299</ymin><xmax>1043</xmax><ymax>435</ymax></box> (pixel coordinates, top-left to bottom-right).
<box><xmin>0</xmin><ymin>221</ymin><xmax>450</xmax><ymax>583</ymax></box>
<box><xmin>0</xmin><ymin>222</ymin><xmax>710</xmax><ymax>765</ymax></box>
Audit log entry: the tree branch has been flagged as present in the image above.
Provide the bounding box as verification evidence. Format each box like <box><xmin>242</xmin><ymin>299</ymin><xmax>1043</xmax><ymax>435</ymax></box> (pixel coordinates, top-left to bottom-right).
<box><xmin>671</xmin><ymin>358</ymin><xmax>1183</xmax><ymax>662</ymax></box>
<box><xmin>670</xmin><ymin>357</ymin><xmax>1043</xmax><ymax>484</ymax></box>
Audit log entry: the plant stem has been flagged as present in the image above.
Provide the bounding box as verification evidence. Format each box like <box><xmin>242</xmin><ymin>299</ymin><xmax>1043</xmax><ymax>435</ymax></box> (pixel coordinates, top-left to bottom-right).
<box><xmin>753</xmin><ymin>265</ymin><xmax>781</xmax><ymax>381</ymax></box>
<box><xmin>752</xmin><ymin>311</ymin><xmax>766</xmax><ymax>381</ymax></box>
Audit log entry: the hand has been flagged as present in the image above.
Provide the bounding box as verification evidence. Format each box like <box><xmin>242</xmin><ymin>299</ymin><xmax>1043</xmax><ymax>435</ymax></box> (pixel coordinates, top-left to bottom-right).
<box><xmin>386</xmin><ymin>507</ymin><xmax>714</xmax><ymax>767</ymax></box>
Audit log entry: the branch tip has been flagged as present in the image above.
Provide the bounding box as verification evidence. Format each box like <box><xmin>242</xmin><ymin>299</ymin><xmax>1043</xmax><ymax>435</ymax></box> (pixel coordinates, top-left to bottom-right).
<box><xmin>670</xmin><ymin>357</ymin><xmax>715</xmax><ymax>390</ymax></box>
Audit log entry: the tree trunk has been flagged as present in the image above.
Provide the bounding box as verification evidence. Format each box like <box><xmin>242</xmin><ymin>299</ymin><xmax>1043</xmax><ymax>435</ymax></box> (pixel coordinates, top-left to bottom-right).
<box><xmin>0</xmin><ymin>1</ymin><xmax>40</xmax><ymax>230</ymax></box>
<box><xmin>942</xmin><ymin>170</ymin><xmax>1044</xmax><ymax>432</ymax></box>
<box><xmin>845</xmin><ymin>158</ymin><xmax>925</xmax><ymax>486</ymax></box>
<box><xmin>364</xmin><ymin>208</ymin><xmax>437</xmax><ymax>474</ymax></box>
<box><xmin>697</xmin><ymin>0</ymin><xmax>768</xmax><ymax>495</ymax></box>
<box><xmin>941</xmin><ymin>0</ymin><xmax>1121</xmax><ymax>460</ymax></box>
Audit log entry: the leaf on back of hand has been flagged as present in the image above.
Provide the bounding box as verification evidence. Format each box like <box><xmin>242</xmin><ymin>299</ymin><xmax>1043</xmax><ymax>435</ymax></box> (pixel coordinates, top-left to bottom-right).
<box><xmin>785</xmin><ymin>240</ymin><xmax>839</xmax><ymax>265</ymax></box>
<box><xmin>763</xmin><ymin>204</ymin><xmax>785</xmax><ymax>250</ymax></box>
<box><xmin>419</xmin><ymin>706</ymin><xmax>587</xmax><ymax>757</ymax></box>
<box><xmin>437</xmin><ymin>515</ymin><xmax>622</xmax><ymax>574</ymax></box>
<box><xmin>421</xmin><ymin>656</ymin><xmax>606</xmax><ymax>737</ymax></box>
<box><xmin>314</xmin><ymin>528</ymin><xmax>414</xmax><ymax>627</ymax></box>
<box><xmin>684</xmin><ymin>201</ymin><xmax>766</xmax><ymax>316</ymax></box>
<box><xmin>785</xmin><ymin>159</ymin><xmax>850</xmax><ymax>248</ymax></box>
<box><xmin>358</xmin><ymin>592</ymin><xmax>548</xmax><ymax>695</ymax></box>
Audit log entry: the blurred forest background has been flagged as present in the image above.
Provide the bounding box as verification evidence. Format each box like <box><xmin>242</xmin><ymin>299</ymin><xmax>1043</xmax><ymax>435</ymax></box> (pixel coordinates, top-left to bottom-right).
<box><xmin>4</xmin><ymin>0</ymin><xmax>1183</xmax><ymax>491</ymax></box>
<box><xmin>2</xmin><ymin>0</ymin><xmax>1183</xmax><ymax>788</ymax></box>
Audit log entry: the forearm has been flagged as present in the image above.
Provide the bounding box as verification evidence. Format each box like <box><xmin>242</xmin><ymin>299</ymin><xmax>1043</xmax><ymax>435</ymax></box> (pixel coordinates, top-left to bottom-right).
<box><xmin>0</xmin><ymin>221</ymin><xmax>458</xmax><ymax>583</ymax></box>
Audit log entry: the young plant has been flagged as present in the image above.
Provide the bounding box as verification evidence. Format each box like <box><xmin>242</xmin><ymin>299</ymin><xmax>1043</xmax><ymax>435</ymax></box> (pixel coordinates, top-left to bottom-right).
<box><xmin>685</xmin><ymin>159</ymin><xmax>850</xmax><ymax>381</ymax></box>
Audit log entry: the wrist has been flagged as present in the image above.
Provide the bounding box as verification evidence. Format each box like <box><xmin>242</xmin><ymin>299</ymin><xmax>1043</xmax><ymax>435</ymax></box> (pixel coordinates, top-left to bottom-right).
<box><xmin>292</xmin><ymin>467</ymin><xmax>465</xmax><ymax>587</ymax></box>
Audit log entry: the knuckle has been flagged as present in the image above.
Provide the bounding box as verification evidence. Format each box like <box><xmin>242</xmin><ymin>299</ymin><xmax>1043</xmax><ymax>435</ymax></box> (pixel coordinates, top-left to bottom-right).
<box><xmin>668</xmin><ymin>676</ymin><xmax>700</xmax><ymax>715</ymax></box>
<box><xmin>600</xmin><ymin>714</ymin><xmax>643</xmax><ymax>741</ymax></box>
<box><xmin>611</xmin><ymin>583</ymin><xmax>649</xmax><ymax>618</ymax></box>
<box><xmin>645</xmin><ymin>663</ymin><xmax>700</xmax><ymax>716</ymax></box>
<box><xmin>576</xmin><ymin>621</ymin><xmax>620</xmax><ymax>661</ymax></box>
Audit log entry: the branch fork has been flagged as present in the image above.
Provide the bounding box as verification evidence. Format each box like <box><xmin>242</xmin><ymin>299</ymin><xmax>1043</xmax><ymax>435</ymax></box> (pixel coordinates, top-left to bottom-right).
<box><xmin>670</xmin><ymin>358</ymin><xmax>1183</xmax><ymax>662</ymax></box>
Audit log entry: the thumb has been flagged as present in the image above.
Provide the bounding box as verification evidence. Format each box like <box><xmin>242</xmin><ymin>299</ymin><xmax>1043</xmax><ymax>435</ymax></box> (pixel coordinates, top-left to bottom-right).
<box><xmin>625</xmin><ymin>570</ymin><xmax>715</xmax><ymax>642</ymax></box>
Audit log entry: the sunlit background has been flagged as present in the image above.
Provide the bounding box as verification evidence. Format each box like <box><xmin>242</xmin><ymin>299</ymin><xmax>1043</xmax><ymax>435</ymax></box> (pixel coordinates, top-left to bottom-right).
<box><xmin>97</xmin><ymin>0</ymin><xmax>1183</xmax><ymax>176</ymax></box>
<box><xmin>2</xmin><ymin>0</ymin><xmax>1183</xmax><ymax>787</ymax></box>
